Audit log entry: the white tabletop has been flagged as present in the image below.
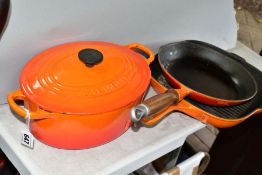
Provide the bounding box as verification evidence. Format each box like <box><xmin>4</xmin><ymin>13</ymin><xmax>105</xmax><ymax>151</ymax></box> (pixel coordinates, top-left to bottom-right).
<box><xmin>0</xmin><ymin>87</ymin><xmax>204</xmax><ymax>175</ymax></box>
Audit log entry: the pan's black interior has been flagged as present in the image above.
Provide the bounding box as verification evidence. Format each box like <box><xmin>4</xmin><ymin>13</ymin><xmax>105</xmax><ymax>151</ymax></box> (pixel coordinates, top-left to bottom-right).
<box><xmin>158</xmin><ymin>41</ymin><xmax>257</xmax><ymax>100</ymax></box>
<box><xmin>151</xmin><ymin>43</ymin><xmax>262</xmax><ymax>119</ymax></box>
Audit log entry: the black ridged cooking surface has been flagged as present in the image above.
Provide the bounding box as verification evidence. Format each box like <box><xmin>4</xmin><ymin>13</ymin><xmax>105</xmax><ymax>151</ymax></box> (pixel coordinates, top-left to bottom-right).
<box><xmin>151</xmin><ymin>42</ymin><xmax>262</xmax><ymax>119</ymax></box>
<box><xmin>186</xmin><ymin>98</ymin><xmax>254</xmax><ymax>119</ymax></box>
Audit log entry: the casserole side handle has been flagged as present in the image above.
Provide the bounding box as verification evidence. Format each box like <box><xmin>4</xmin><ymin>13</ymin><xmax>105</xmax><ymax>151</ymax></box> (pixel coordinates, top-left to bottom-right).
<box><xmin>7</xmin><ymin>89</ymin><xmax>56</xmax><ymax>120</ymax></box>
<box><xmin>127</xmin><ymin>43</ymin><xmax>154</xmax><ymax>64</ymax></box>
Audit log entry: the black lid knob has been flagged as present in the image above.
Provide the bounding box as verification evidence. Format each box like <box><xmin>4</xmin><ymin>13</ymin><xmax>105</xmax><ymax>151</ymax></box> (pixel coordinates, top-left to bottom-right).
<box><xmin>78</xmin><ymin>49</ymin><xmax>103</xmax><ymax>67</ymax></box>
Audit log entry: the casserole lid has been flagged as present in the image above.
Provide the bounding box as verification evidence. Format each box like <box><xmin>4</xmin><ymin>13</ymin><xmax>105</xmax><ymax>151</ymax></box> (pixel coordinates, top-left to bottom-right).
<box><xmin>20</xmin><ymin>41</ymin><xmax>152</xmax><ymax>114</ymax></box>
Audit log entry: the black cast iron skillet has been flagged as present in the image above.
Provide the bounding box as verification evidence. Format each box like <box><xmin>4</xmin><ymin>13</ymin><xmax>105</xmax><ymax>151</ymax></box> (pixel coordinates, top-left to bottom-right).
<box><xmin>157</xmin><ymin>40</ymin><xmax>257</xmax><ymax>106</ymax></box>
<box><xmin>130</xmin><ymin>41</ymin><xmax>257</xmax><ymax>123</ymax></box>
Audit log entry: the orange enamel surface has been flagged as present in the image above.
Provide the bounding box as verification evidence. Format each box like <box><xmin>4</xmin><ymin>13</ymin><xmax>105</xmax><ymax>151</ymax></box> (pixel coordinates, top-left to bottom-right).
<box><xmin>29</xmin><ymin>98</ymin><xmax>140</xmax><ymax>149</ymax></box>
<box><xmin>8</xmin><ymin>88</ymin><xmax>143</xmax><ymax>149</ymax></box>
<box><xmin>20</xmin><ymin>41</ymin><xmax>153</xmax><ymax>114</ymax></box>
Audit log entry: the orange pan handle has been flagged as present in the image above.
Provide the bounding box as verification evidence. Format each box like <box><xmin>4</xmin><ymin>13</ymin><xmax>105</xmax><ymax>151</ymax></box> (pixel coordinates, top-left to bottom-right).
<box><xmin>131</xmin><ymin>88</ymin><xmax>189</xmax><ymax>125</ymax></box>
<box><xmin>127</xmin><ymin>43</ymin><xmax>155</xmax><ymax>64</ymax></box>
<box><xmin>7</xmin><ymin>89</ymin><xmax>57</xmax><ymax>120</ymax></box>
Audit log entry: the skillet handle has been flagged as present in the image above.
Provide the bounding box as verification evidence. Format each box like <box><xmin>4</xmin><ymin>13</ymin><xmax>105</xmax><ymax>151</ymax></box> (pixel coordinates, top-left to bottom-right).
<box><xmin>7</xmin><ymin>89</ymin><xmax>57</xmax><ymax>120</ymax></box>
<box><xmin>131</xmin><ymin>89</ymin><xmax>179</xmax><ymax>123</ymax></box>
<box><xmin>127</xmin><ymin>43</ymin><xmax>155</xmax><ymax>64</ymax></box>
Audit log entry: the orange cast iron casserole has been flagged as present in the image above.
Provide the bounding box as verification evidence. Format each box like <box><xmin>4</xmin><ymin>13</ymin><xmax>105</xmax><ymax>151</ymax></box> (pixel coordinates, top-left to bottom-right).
<box><xmin>7</xmin><ymin>41</ymin><xmax>154</xmax><ymax>149</ymax></box>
